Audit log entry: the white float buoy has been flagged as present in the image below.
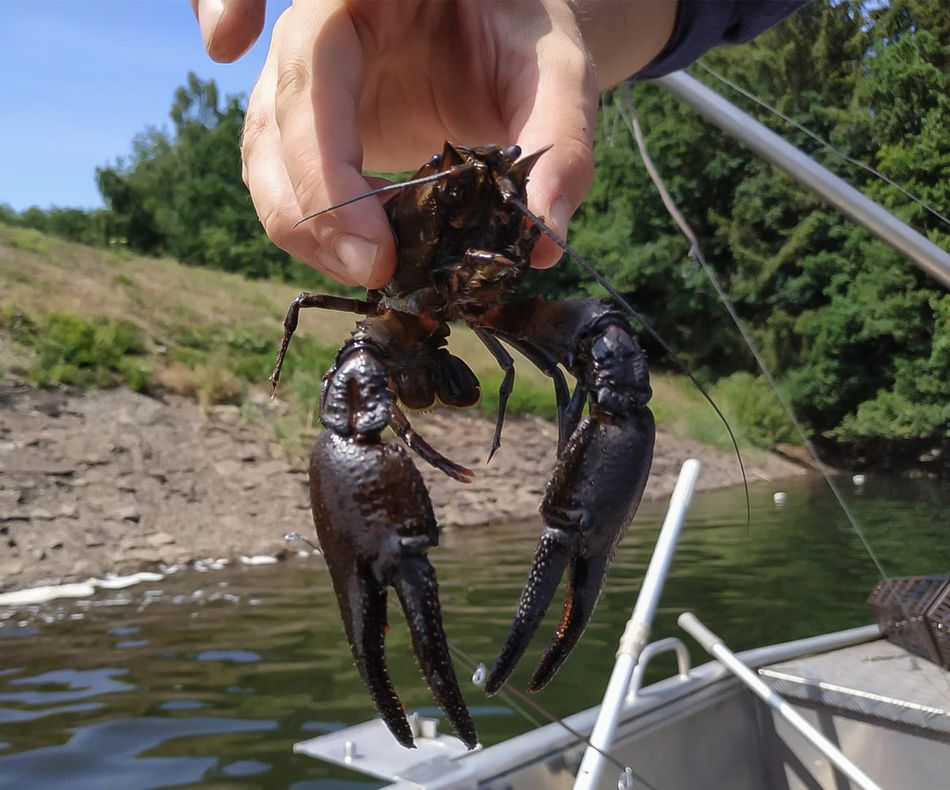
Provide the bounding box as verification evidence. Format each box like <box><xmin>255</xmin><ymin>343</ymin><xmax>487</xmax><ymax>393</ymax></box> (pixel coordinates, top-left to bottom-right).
<box><xmin>773</xmin><ymin>491</ymin><xmax>787</xmax><ymax>505</ymax></box>
<box><xmin>852</xmin><ymin>474</ymin><xmax>866</xmax><ymax>486</ymax></box>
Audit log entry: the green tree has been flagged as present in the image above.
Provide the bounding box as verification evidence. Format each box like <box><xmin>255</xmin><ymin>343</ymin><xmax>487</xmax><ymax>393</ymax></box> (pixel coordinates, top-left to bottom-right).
<box><xmin>561</xmin><ymin>0</ymin><xmax>948</xmax><ymax>449</ymax></box>
<box><xmin>97</xmin><ymin>72</ymin><xmax>302</xmax><ymax>281</ymax></box>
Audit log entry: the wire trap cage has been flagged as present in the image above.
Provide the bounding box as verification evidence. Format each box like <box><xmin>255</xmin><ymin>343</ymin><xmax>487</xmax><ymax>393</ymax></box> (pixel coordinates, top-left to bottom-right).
<box><xmin>867</xmin><ymin>575</ymin><xmax>950</xmax><ymax>670</ymax></box>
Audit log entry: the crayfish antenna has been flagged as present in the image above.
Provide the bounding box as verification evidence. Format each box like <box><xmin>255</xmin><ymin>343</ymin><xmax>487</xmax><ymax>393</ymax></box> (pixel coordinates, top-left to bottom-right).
<box><xmin>293</xmin><ymin>166</ymin><xmax>476</xmax><ymax>227</ymax></box>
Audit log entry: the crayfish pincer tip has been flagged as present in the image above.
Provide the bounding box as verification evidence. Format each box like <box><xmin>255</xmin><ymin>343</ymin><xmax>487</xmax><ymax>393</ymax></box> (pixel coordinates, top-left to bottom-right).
<box><xmin>393</xmin><ymin>559</ymin><xmax>480</xmax><ymax>749</ymax></box>
<box><xmin>483</xmin><ymin>526</ymin><xmax>576</xmax><ymax>696</ymax></box>
<box><xmin>483</xmin><ymin>673</ymin><xmax>504</xmax><ymax>697</ymax></box>
<box><xmin>526</xmin><ymin>662</ymin><xmax>560</xmax><ymax>694</ymax></box>
<box><xmin>392</xmin><ymin>728</ymin><xmax>416</xmax><ymax>750</ymax></box>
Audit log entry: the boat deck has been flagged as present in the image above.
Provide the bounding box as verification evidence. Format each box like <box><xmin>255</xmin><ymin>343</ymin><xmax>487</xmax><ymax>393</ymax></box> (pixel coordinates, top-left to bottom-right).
<box><xmin>762</xmin><ymin>637</ymin><xmax>950</xmax><ymax>736</ymax></box>
<box><xmin>297</xmin><ymin>627</ymin><xmax>950</xmax><ymax>789</ymax></box>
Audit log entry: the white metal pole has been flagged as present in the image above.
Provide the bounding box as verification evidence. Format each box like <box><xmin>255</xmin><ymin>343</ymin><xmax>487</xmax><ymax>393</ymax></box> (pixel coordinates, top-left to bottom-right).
<box><xmin>656</xmin><ymin>71</ymin><xmax>950</xmax><ymax>289</ymax></box>
<box><xmin>573</xmin><ymin>459</ymin><xmax>702</xmax><ymax>790</ymax></box>
<box><xmin>678</xmin><ymin>613</ymin><xmax>883</xmax><ymax>790</ymax></box>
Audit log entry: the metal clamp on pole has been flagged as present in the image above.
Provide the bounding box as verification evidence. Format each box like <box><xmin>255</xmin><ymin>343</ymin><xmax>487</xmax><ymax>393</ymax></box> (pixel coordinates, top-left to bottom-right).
<box><xmin>678</xmin><ymin>612</ymin><xmax>883</xmax><ymax>790</ymax></box>
<box><xmin>573</xmin><ymin>459</ymin><xmax>701</xmax><ymax>790</ymax></box>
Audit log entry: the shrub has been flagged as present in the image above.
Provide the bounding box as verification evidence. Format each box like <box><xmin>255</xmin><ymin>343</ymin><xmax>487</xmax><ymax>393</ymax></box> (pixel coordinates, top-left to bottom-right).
<box><xmin>1</xmin><ymin>308</ymin><xmax>152</xmax><ymax>390</ymax></box>
<box><xmin>712</xmin><ymin>372</ymin><xmax>799</xmax><ymax>447</ymax></box>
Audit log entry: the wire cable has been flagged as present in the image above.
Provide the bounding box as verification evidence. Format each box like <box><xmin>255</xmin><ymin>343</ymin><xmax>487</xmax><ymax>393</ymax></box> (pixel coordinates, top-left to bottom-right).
<box><xmin>695</xmin><ymin>61</ymin><xmax>950</xmax><ymax>229</ymax></box>
<box><xmin>618</xmin><ymin>86</ymin><xmax>950</xmax><ymax>696</ymax></box>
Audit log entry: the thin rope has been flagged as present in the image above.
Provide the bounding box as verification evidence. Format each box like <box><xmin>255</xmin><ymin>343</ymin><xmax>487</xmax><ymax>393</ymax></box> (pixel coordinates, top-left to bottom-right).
<box><xmin>509</xmin><ymin>195</ymin><xmax>751</xmax><ymax>529</ymax></box>
<box><xmin>618</xmin><ymin>87</ymin><xmax>896</xmax><ymax>581</ymax></box>
<box><xmin>446</xmin><ymin>641</ymin><xmax>659</xmax><ymax>790</ymax></box>
<box><xmin>619</xmin><ymin>86</ymin><xmax>950</xmax><ymax>695</ymax></box>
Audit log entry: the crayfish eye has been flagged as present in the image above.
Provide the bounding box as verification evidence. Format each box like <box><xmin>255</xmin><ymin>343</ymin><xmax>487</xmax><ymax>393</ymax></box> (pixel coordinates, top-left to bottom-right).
<box><xmin>430</xmin><ymin>154</ymin><xmax>443</xmax><ymax>168</ymax></box>
<box><xmin>502</xmin><ymin>144</ymin><xmax>521</xmax><ymax>161</ymax></box>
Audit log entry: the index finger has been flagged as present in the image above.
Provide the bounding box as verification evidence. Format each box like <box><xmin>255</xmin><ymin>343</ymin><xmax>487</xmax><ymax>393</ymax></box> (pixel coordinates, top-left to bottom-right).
<box><xmin>273</xmin><ymin>1</ymin><xmax>396</xmax><ymax>288</ymax></box>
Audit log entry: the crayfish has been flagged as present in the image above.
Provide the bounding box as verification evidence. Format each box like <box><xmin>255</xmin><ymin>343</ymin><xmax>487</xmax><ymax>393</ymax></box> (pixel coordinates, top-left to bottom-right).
<box><xmin>270</xmin><ymin>142</ymin><xmax>655</xmax><ymax>749</ymax></box>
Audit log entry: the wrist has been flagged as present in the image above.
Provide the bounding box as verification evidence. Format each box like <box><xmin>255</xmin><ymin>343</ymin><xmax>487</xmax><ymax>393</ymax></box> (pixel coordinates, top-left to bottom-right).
<box><xmin>571</xmin><ymin>0</ymin><xmax>678</xmax><ymax>89</ymax></box>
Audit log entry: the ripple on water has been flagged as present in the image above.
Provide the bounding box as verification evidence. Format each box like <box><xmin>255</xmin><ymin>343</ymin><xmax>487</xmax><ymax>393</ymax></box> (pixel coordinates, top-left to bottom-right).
<box><xmin>221</xmin><ymin>759</ymin><xmax>271</xmax><ymax>777</ymax></box>
<box><xmin>3</xmin><ymin>668</ymin><xmax>134</xmax><ymax>704</ymax></box>
<box><xmin>0</xmin><ymin>475</ymin><xmax>945</xmax><ymax>787</ymax></box>
<box><xmin>196</xmin><ymin>650</ymin><xmax>261</xmax><ymax>664</ymax></box>
<box><xmin>115</xmin><ymin>640</ymin><xmax>149</xmax><ymax>649</ymax></box>
<box><xmin>0</xmin><ymin>703</ymin><xmax>104</xmax><ymax>725</ymax></box>
<box><xmin>159</xmin><ymin>700</ymin><xmax>206</xmax><ymax>711</ymax></box>
<box><xmin>0</xmin><ymin>716</ymin><xmax>276</xmax><ymax>790</ymax></box>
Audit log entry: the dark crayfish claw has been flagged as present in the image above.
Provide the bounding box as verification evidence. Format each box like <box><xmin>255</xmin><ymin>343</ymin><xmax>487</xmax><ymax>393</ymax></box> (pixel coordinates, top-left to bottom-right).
<box><xmin>310</xmin><ymin>429</ymin><xmax>477</xmax><ymax>749</ymax></box>
<box><xmin>484</xmin><ymin>315</ymin><xmax>655</xmax><ymax>695</ymax></box>
<box><xmin>485</xmin><ymin>410</ymin><xmax>654</xmax><ymax>694</ymax></box>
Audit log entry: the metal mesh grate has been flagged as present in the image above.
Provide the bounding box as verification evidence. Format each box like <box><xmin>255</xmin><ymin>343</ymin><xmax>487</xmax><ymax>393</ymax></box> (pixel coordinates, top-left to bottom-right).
<box><xmin>928</xmin><ymin>582</ymin><xmax>950</xmax><ymax>668</ymax></box>
<box><xmin>867</xmin><ymin>575</ymin><xmax>950</xmax><ymax>669</ymax></box>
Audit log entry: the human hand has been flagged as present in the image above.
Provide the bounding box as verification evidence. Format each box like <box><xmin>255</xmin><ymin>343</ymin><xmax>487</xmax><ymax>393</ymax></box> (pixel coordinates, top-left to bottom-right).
<box><xmin>190</xmin><ymin>0</ymin><xmax>675</xmax><ymax>287</ymax></box>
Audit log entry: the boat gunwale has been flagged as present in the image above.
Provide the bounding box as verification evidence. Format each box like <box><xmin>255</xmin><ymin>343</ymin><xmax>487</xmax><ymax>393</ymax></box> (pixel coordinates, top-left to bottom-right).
<box><xmin>386</xmin><ymin>624</ymin><xmax>882</xmax><ymax>788</ymax></box>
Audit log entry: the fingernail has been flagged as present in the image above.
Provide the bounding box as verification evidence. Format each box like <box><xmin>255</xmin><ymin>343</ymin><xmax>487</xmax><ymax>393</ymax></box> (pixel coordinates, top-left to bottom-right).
<box><xmin>198</xmin><ymin>0</ymin><xmax>225</xmax><ymax>49</ymax></box>
<box><xmin>549</xmin><ymin>197</ymin><xmax>572</xmax><ymax>240</ymax></box>
<box><xmin>333</xmin><ymin>234</ymin><xmax>379</xmax><ymax>286</ymax></box>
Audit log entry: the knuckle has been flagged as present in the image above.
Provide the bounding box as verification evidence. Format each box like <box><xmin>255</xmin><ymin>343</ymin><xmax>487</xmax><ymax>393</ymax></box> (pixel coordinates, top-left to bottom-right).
<box><xmin>560</xmin><ymin>45</ymin><xmax>593</xmax><ymax>81</ymax></box>
<box><xmin>261</xmin><ymin>202</ymin><xmax>296</xmax><ymax>243</ymax></box>
<box><xmin>275</xmin><ymin>56</ymin><xmax>311</xmax><ymax>107</ymax></box>
<box><xmin>241</xmin><ymin>109</ymin><xmax>271</xmax><ymax>159</ymax></box>
<box><xmin>542</xmin><ymin>31</ymin><xmax>592</xmax><ymax>81</ymax></box>
<box><xmin>290</xmin><ymin>159</ymin><xmax>330</xmax><ymax>216</ymax></box>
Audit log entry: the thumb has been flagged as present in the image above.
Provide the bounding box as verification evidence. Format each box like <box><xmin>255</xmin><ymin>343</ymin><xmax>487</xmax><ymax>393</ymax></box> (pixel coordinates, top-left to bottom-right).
<box><xmin>191</xmin><ymin>0</ymin><xmax>266</xmax><ymax>63</ymax></box>
<box><xmin>512</xmin><ymin>35</ymin><xmax>597</xmax><ymax>268</ymax></box>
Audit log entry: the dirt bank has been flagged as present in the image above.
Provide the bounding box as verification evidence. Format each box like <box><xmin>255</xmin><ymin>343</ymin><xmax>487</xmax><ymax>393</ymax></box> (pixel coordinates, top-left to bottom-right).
<box><xmin>0</xmin><ymin>382</ymin><xmax>806</xmax><ymax>591</ymax></box>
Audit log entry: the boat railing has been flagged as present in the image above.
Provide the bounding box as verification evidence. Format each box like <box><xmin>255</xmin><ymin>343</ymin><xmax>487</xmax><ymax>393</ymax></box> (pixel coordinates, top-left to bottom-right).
<box><xmin>622</xmin><ymin>637</ymin><xmax>691</xmax><ymax>708</ymax></box>
<box><xmin>573</xmin><ymin>459</ymin><xmax>701</xmax><ymax>790</ymax></box>
<box><xmin>680</xmin><ymin>612</ymin><xmax>884</xmax><ymax>790</ymax></box>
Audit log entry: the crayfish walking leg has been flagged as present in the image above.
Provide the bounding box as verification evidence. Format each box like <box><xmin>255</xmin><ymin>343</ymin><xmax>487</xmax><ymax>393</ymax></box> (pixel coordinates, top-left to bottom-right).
<box><xmin>478</xmin><ymin>298</ymin><xmax>656</xmax><ymax>694</ymax></box>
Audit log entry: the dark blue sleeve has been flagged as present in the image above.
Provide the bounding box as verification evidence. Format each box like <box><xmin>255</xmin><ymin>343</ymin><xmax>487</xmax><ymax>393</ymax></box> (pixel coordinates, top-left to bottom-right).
<box><xmin>636</xmin><ymin>0</ymin><xmax>813</xmax><ymax>79</ymax></box>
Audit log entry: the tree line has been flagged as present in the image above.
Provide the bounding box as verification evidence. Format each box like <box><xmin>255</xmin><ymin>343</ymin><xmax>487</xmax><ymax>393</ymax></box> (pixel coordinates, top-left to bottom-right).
<box><xmin>3</xmin><ymin>0</ymin><xmax>946</xmax><ymax>458</ymax></box>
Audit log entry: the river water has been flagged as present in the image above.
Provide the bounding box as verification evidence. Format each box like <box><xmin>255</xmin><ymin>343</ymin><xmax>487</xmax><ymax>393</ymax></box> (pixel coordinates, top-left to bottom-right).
<box><xmin>0</xmin><ymin>474</ymin><xmax>947</xmax><ymax>788</ymax></box>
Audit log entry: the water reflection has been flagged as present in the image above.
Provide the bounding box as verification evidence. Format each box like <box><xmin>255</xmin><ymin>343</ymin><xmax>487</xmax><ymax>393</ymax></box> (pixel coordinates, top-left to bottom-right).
<box><xmin>0</xmin><ymin>716</ymin><xmax>275</xmax><ymax>790</ymax></box>
<box><xmin>0</xmin><ymin>474</ymin><xmax>946</xmax><ymax>788</ymax></box>
<box><xmin>196</xmin><ymin>650</ymin><xmax>261</xmax><ymax>664</ymax></box>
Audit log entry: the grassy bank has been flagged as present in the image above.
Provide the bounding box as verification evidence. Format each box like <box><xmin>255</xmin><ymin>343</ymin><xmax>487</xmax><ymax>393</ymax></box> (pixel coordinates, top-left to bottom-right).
<box><xmin>0</xmin><ymin>224</ymin><xmax>795</xmax><ymax>454</ymax></box>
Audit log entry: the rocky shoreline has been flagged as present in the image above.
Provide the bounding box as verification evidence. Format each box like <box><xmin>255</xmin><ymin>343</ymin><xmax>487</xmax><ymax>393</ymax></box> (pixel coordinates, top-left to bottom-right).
<box><xmin>0</xmin><ymin>382</ymin><xmax>807</xmax><ymax>592</ymax></box>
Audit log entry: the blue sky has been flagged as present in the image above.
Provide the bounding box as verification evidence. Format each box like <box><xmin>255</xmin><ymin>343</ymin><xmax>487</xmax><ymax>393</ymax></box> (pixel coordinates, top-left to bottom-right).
<box><xmin>0</xmin><ymin>1</ymin><xmax>286</xmax><ymax>211</ymax></box>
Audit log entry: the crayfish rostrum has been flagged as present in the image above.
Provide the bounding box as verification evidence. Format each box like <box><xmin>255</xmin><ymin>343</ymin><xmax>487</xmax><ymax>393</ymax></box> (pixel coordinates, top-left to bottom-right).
<box><xmin>271</xmin><ymin>142</ymin><xmax>655</xmax><ymax>749</ymax></box>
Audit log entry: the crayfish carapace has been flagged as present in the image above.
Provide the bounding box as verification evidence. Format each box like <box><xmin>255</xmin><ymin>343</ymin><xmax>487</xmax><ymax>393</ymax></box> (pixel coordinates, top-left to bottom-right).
<box><xmin>270</xmin><ymin>142</ymin><xmax>655</xmax><ymax>749</ymax></box>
